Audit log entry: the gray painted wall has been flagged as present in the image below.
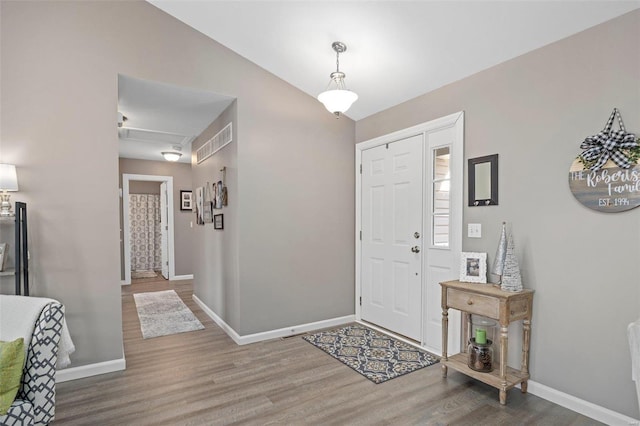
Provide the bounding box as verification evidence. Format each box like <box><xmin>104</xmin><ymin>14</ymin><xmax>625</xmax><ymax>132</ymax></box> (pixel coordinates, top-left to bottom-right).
<box><xmin>191</xmin><ymin>101</ymin><xmax>241</xmax><ymax>331</ymax></box>
<box><xmin>235</xmin><ymin>89</ymin><xmax>356</xmax><ymax>336</ymax></box>
<box><xmin>118</xmin><ymin>158</ymin><xmax>194</xmax><ymax>277</ymax></box>
<box><xmin>1</xmin><ymin>1</ymin><xmax>354</xmax><ymax>366</ymax></box>
<box><xmin>356</xmin><ymin>10</ymin><xmax>640</xmax><ymax>419</ymax></box>
<box><xmin>128</xmin><ymin>181</ymin><xmax>161</xmax><ymax>194</ymax></box>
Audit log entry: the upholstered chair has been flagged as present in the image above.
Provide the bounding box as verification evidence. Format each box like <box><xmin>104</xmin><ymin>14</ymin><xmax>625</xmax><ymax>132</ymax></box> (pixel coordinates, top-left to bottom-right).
<box><xmin>0</xmin><ymin>297</ymin><xmax>63</xmax><ymax>426</ymax></box>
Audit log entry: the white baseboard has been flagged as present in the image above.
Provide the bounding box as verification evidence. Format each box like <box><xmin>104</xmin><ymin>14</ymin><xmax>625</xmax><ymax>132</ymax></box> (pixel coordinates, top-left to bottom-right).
<box><xmin>192</xmin><ymin>294</ymin><xmax>355</xmax><ymax>345</ymax></box>
<box><xmin>56</xmin><ymin>357</ymin><xmax>126</xmax><ymax>383</ymax></box>
<box><xmin>192</xmin><ymin>294</ymin><xmax>243</xmax><ymax>344</ymax></box>
<box><xmin>172</xmin><ymin>274</ymin><xmax>193</xmax><ymax>281</ymax></box>
<box><xmin>526</xmin><ymin>380</ymin><xmax>639</xmax><ymax>426</ymax></box>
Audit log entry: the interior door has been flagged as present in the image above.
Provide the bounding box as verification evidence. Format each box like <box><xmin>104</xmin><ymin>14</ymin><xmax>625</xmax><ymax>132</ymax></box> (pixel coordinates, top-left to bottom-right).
<box><xmin>160</xmin><ymin>182</ymin><xmax>169</xmax><ymax>280</ymax></box>
<box><xmin>361</xmin><ymin>135</ymin><xmax>423</xmax><ymax>341</ymax></box>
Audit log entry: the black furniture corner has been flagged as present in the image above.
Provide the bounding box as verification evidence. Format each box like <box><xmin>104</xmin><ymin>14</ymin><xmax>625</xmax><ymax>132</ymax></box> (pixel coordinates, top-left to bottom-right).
<box><xmin>14</xmin><ymin>201</ymin><xmax>29</xmax><ymax>295</ymax></box>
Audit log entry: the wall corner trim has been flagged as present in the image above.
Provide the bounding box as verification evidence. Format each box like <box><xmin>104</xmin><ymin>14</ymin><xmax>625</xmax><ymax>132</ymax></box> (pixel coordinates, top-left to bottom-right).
<box><xmin>526</xmin><ymin>380</ymin><xmax>639</xmax><ymax>425</ymax></box>
<box><xmin>192</xmin><ymin>294</ymin><xmax>355</xmax><ymax>345</ymax></box>
<box><xmin>56</xmin><ymin>357</ymin><xmax>126</xmax><ymax>383</ymax></box>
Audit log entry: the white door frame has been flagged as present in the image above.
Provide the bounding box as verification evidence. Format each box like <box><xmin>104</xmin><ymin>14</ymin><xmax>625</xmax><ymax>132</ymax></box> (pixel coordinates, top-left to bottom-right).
<box><xmin>355</xmin><ymin>111</ymin><xmax>464</xmax><ymax>354</ymax></box>
<box><xmin>121</xmin><ymin>173</ymin><xmax>176</xmax><ymax>285</ymax></box>
<box><xmin>159</xmin><ymin>181</ymin><xmax>169</xmax><ymax>280</ymax></box>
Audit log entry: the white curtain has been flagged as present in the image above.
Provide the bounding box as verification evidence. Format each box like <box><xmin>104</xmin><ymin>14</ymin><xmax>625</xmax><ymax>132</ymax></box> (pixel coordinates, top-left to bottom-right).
<box><xmin>129</xmin><ymin>194</ymin><xmax>162</xmax><ymax>272</ymax></box>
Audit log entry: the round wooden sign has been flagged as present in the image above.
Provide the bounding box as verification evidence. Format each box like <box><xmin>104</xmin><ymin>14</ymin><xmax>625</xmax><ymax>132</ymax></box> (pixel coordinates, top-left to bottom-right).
<box><xmin>568</xmin><ymin>158</ymin><xmax>640</xmax><ymax>212</ymax></box>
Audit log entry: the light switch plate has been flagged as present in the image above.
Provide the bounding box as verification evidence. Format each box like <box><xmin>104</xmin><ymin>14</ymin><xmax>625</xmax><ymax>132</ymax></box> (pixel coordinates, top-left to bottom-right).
<box><xmin>468</xmin><ymin>223</ymin><xmax>482</xmax><ymax>238</ymax></box>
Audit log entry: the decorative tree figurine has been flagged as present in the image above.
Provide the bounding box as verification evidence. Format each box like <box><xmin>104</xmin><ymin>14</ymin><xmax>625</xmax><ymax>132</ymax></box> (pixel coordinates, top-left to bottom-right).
<box><xmin>491</xmin><ymin>222</ymin><xmax>507</xmax><ymax>285</ymax></box>
<box><xmin>501</xmin><ymin>233</ymin><xmax>523</xmax><ymax>292</ymax></box>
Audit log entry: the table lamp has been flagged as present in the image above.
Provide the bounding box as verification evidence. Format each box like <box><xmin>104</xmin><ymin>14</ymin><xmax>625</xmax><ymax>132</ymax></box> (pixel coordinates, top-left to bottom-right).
<box><xmin>0</xmin><ymin>164</ymin><xmax>19</xmax><ymax>217</ymax></box>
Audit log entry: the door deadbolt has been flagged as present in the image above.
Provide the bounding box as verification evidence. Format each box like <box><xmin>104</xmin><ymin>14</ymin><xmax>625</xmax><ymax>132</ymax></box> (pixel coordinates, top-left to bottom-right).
<box><xmin>414</xmin><ymin>232</ymin><xmax>420</xmax><ymax>239</ymax></box>
<box><xmin>411</xmin><ymin>246</ymin><xmax>421</xmax><ymax>253</ymax></box>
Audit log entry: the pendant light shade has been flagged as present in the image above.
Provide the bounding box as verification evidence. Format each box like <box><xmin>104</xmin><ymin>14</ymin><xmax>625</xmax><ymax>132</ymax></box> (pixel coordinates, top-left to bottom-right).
<box><xmin>318</xmin><ymin>89</ymin><xmax>358</xmax><ymax>116</ymax></box>
<box><xmin>317</xmin><ymin>42</ymin><xmax>357</xmax><ymax>117</ymax></box>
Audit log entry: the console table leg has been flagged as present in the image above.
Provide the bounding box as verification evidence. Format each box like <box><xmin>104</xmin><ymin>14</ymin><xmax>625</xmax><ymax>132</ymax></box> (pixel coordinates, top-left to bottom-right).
<box><xmin>500</xmin><ymin>324</ymin><xmax>508</xmax><ymax>389</ymax></box>
<box><xmin>521</xmin><ymin>380</ymin><xmax>528</xmax><ymax>394</ymax></box>
<box><xmin>522</xmin><ymin>318</ymin><xmax>531</xmax><ymax>375</ymax></box>
<box><xmin>499</xmin><ymin>389</ymin><xmax>507</xmax><ymax>405</ymax></box>
<box><xmin>441</xmin><ymin>306</ymin><xmax>449</xmax><ymax>379</ymax></box>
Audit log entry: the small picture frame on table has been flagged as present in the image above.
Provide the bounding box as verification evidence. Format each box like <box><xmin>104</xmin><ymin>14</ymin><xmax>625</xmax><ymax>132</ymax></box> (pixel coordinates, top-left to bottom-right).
<box><xmin>180</xmin><ymin>190</ymin><xmax>193</xmax><ymax>211</ymax></box>
<box><xmin>214</xmin><ymin>214</ymin><xmax>224</xmax><ymax>230</ymax></box>
<box><xmin>460</xmin><ymin>252</ymin><xmax>487</xmax><ymax>283</ymax></box>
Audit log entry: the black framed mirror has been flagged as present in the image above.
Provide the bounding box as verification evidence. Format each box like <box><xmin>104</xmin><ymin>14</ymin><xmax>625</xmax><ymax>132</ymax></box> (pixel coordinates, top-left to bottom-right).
<box><xmin>468</xmin><ymin>154</ymin><xmax>498</xmax><ymax>206</ymax></box>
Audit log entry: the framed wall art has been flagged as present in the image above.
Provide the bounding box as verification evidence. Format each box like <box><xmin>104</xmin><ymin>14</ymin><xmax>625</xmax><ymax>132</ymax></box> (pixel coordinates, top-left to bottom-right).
<box><xmin>214</xmin><ymin>214</ymin><xmax>224</xmax><ymax>230</ymax></box>
<box><xmin>180</xmin><ymin>190</ymin><xmax>192</xmax><ymax>211</ymax></box>
<box><xmin>460</xmin><ymin>252</ymin><xmax>487</xmax><ymax>283</ymax></box>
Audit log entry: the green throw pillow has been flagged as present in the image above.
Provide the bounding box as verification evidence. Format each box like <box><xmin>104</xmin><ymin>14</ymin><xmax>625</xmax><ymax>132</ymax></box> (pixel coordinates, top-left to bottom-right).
<box><xmin>0</xmin><ymin>338</ymin><xmax>25</xmax><ymax>415</ymax></box>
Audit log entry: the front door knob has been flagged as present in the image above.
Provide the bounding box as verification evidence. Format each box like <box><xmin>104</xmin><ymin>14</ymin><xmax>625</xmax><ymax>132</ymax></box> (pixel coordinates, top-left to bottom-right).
<box><xmin>411</xmin><ymin>246</ymin><xmax>421</xmax><ymax>253</ymax></box>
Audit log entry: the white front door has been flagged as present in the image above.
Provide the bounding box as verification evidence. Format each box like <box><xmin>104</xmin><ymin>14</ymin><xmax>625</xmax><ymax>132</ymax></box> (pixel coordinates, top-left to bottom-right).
<box><xmin>361</xmin><ymin>135</ymin><xmax>423</xmax><ymax>341</ymax></box>
<box><xmin>160</xmin><ymin>182</ymin><xmax>169</xmax><ymax>280</ymax></box>
<box><xmin>356</xmin><ymin>112</ymin><xmax>464</xmax><ymax>354</ymax></box>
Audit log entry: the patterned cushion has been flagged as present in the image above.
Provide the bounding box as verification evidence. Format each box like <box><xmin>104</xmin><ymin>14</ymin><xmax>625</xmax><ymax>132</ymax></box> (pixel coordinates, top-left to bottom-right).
<box><xmin>1</xmin><ymin>400</ymin><xmax>34</xmax><ymax>426</ymax></box>
<box><xmin>0</xmin><ymin>302</ymin><xmax>63</xmax><ymax>426</ymax></box>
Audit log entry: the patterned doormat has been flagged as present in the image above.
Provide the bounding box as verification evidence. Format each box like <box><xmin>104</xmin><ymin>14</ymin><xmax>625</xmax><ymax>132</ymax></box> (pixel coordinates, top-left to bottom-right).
<box><xmin>303</xmin><ymin>324</ymin><xmax>439</xmax><ymax>384</ymax></box>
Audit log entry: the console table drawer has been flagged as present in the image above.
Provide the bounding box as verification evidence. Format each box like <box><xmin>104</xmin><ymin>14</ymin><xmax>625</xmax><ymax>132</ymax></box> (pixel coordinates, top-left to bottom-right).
<box><xmin>447</xmin><ymin>288</ymin><xmax>499</xmax><ymax>319</ymax></box>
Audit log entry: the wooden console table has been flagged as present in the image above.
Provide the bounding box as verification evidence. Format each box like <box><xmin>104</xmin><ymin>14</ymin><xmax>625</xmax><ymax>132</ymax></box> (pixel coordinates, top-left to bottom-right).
<box><xmin>440</xmin><ymin>280</ymin><xmax>534</xmax><ymax>405</ymax></box>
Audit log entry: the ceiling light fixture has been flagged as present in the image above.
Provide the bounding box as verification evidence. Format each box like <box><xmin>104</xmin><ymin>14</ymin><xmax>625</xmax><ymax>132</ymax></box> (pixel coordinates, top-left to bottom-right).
<box><xmin>162</xmin><ymin>146</ymin><xmax>183</xmax><ymax>162</ymax></box>
<box><xmin>317</xmin><ymin>41</ymin><xmax>358</xmax><ymax>117</ymax></box>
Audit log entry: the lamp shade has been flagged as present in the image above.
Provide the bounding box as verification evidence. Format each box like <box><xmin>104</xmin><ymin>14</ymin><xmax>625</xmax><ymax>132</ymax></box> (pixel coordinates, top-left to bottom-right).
<box><xmin>317</xmin><ymin>89</ymin><xmax>358</xmax><ymax>115</ymax></box>
<box><xmin>162</xmin><ymin>152</ymin><xmax>182</xmax><ymax>162</ymax></box>
<box><xmin>0</xmin><ymin>164</ymin><xmax>18</xmax><ymax>191</ymax></box>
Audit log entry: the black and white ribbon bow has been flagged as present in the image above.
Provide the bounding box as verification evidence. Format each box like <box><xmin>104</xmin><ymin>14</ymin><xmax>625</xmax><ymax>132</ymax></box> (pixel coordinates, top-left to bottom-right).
<box><xmin>579</xmin><ymin>108</ymin><xmax>637</xmax><ymax>171</ymax></box>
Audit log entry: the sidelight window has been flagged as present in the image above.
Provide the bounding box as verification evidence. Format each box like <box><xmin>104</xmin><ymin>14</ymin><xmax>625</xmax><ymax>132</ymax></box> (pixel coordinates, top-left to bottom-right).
<box><xmin>432</xmin><ymin>147</ymin><xmax>451</xmax><ymax>247</ymax></box>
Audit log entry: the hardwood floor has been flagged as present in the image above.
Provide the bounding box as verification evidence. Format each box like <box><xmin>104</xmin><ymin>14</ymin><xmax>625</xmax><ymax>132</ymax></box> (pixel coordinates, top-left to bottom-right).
<box><xmin>54</xmin><ymin>278</ymin><xmax>601</xmax><ymax>425</ymax></box>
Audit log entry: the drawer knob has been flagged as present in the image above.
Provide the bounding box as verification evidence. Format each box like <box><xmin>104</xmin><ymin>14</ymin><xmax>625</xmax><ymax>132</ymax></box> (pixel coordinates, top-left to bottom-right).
<box><xmin>467</xmin><ymin>299</ymin><xmax>473</xmax><ymax>305</ymax></box>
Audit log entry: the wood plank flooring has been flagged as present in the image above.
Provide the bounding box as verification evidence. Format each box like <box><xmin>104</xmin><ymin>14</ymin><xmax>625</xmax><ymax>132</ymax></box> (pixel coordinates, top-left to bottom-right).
<box><xmin>54</xmin><ymin>278</ymin><xmax>601</xmax><ymax>425</ymax></box>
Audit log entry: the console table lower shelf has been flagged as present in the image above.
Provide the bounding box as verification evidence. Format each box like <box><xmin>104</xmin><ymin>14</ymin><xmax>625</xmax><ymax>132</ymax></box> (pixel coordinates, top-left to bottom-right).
<box><xmin>443</xmin><ymin>353</ymin><xmax>529</xmax><ymax>393</ymax></box>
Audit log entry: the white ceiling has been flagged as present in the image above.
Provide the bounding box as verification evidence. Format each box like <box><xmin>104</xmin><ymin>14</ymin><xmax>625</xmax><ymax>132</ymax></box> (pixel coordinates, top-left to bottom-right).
<box><xmin>149</xmin><ymin>0</ymin><xmax>639</xmax><ymax>121</ymax></box>
<box><xmin>121</xmin><ymin>1</ymin><xmax>638</xmax><ymax>163</ymax></box>
<box><xmin>118</xmin><ymin>74</ymin><xmax>234</xmax><ymax>163</ymax></box>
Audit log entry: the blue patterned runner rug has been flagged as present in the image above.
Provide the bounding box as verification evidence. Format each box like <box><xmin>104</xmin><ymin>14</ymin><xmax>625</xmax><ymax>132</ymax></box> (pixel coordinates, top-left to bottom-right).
<box><xmin>303</xmin><ymin>324</ymin><xmax>439</xmax><ymax>384</ymax></box>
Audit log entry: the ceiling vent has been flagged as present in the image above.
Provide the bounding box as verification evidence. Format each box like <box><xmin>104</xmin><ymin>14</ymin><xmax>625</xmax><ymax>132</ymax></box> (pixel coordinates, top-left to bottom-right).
<box><xmin>118</xmin><ymin>127</ymin><xmax>194</xmax><ymax>146</ymax></box>
<box><xmin>196</xmin><ymin>123</ymin><xmax>233</xmax><ymax>164</ymax></box>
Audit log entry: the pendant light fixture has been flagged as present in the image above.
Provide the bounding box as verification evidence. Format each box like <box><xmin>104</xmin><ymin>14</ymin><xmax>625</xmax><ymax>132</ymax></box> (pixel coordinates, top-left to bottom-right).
<box><xmin>317</xmin><ymin>41</ymin><xmax>358</xmax><ymax>117</ymax></box>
